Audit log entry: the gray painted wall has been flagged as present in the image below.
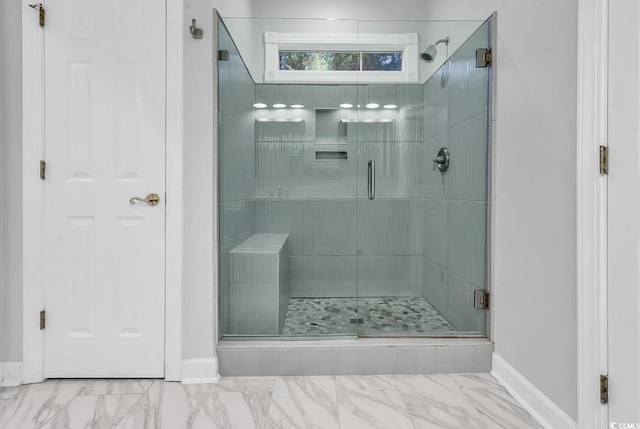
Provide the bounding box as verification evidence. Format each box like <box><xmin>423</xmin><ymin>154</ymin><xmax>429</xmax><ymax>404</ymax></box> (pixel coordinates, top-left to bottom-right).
<box><xmin>0</xmin><ymin>0</ymin><xmax>23</xmax><ymax>363</ymax></box>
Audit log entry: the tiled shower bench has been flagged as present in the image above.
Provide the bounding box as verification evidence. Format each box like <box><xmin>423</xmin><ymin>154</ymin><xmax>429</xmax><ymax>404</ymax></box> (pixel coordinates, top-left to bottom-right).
<box><xmin>229</xmin><ymin>233</ymin><xmax>290</xmax><ymax>335</ymax></box>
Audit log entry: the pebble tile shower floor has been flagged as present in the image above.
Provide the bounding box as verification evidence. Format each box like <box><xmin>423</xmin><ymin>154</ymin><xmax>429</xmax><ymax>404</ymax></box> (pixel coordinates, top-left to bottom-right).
<box><xmin>282</xmin><ymin>297</ymin><xmax>457</xmax><ymax>336</ymax></box>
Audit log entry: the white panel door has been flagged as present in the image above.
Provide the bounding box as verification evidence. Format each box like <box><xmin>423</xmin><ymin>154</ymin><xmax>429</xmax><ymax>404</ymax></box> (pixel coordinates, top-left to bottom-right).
<box><xmin>608</xmin><ymin>0</ymin><xmax>640</xmax><ymax>422</ymax></box>
<box><xmin>43</xmin><ymin>0</ymin><xmax>166</xmax><ymax>377</ymax></box>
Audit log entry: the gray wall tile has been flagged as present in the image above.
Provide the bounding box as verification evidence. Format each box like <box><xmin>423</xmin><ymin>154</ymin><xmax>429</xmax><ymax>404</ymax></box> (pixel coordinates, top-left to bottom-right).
<box><xmin>357</xmin><ymin>348</ymin><xmax>379</xmax><ymax>375</ymax></box>
<box><xmin>416</xmin><ymin>347</ymin><xmax>437</xmax><ymax>374</ymax></box>
<box><xmin>338</xmin><ymin>348</ymin><xmax>358</xmax><ymax>375</ymax></box>
<box><xmin>378</xmin><ymin>347</ymin><xmax>398</xmax><ymax>374</ymax></box>
<box><xmin>397</xmin><ymin>347</ymin><xmax>418</xmax><ymax>375</ymax></box>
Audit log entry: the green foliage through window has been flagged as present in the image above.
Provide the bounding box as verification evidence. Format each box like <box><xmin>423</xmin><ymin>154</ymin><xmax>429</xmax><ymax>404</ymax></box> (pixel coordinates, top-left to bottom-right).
<box><xmin>280</xmin><ymin>51</ymin><xmax>402</xmax><ymax>71</ymax></box>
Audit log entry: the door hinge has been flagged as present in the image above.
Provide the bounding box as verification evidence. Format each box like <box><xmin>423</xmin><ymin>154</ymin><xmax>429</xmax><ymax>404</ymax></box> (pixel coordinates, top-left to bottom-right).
<box><xmin>600</xmin><ymin>374</ymin><xmax>608</xmax><ymax>404</ymax></box>
<box><xmin>29</xmin><ymin>3</ymin><xmax>45</xmax><ymax>27</ymax></box>
<box><xmin>474</xmin><ymin>290</ymin><xmax>490</xmax><ymax>310</ymax></box>
<box><xmin>40</xmin><ymin>160</ymin><xmax>46</xmax><ymax>180</ymax></box>
<box><xmin>599</xmin><ymin>145</ymin><xmax>608</xmax><ymax>175</ymax></box>
<box><xmin>40</xmin><ymin>310</ymin><xmax>46</xmax><ymax>330</ymax></box>
<box><xmin>476</xmin><ymin>48</ymin><xmax>492</xmax><ymax>68</ymax></box>
<box><xmin>218</xmin><ymin>50</ymin><xmax>229</xmax><ymax>61</ymax></box>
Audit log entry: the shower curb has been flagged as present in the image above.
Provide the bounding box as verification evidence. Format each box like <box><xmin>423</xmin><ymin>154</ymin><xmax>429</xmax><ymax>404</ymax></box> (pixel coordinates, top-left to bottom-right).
<box><xmin>216</xmin><ymin>338</ymin><xmax>493</xmax><ymax>376</ymax></box>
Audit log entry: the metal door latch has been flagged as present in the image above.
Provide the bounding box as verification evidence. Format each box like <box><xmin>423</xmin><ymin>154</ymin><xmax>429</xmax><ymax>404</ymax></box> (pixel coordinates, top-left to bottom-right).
<box><xmin>130</xmin><ymin>193</ymin><xmax>160</xmax><ymax>207</ymax></box>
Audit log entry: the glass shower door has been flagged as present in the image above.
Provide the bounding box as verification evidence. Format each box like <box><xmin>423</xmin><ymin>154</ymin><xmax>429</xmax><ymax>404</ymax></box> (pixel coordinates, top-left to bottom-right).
<box><xmin>355</xmin><ymin>18</ymin><xmax>492</xmax><ymax>336</ymax></box>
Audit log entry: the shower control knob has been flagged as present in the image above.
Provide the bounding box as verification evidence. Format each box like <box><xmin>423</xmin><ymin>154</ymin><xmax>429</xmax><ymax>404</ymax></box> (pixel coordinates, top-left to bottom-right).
<box><xmin>432</xmin><ymin>147</ymin><xmax>450</xmax><ymax>172</ymax></box>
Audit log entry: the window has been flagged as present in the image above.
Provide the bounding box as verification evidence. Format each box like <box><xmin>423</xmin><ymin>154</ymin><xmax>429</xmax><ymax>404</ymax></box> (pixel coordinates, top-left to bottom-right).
<box><xmin>279</xmin><ymin>51</ymin><xmax>402</xmax><ymax>72</ymax></box>
<box><xmin>264</xmin><ymin>32</ymin><xmax>418</xmax><ymax>83</ymax></box>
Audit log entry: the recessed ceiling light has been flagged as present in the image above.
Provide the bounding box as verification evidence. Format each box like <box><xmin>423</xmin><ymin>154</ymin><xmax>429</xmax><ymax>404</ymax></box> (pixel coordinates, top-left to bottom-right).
<box><xmin>273</xmin><ymin>103</ymin><xmax>287</xmax><ymax>108</ymax></box>
<box><xmin>383</xmin><ymin>104</ymin><xmax>398</xmax><ymax>109</ymax></box>
<box><xmin>339</xmin><ymin>103</ymin><xmax>354</xmax><ymax>109</ymax></box>
<box><xmin>256</xmin><ymin>118</ymin><xmax>304</xmax><ymax>122</ymax></box>
<box><xmin>290</xmin><ymin>104</ymin><xmax>304</xmax><ymax>108</ymax></box>
<box><xmin>253</xmin><ymin>103</ymin><xmax>267</xmax><ymax>109</ymax></box>
<box><xmin>366</xmin><ymin>103</ymin><xmax>380</xmax><ymax>109</ymax></box>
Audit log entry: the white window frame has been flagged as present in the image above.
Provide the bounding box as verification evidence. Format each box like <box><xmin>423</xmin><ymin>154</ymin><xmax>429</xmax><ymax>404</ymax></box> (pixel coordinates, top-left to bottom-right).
<box><xmin>264</xmin><ymin>31</ymin><xmax>419</xmax><ymax>83</ymax></box>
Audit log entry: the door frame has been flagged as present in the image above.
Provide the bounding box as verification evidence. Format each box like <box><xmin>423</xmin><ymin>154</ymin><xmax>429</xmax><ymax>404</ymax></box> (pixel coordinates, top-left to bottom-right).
<box><xmin>21</xmin><ymin>0</ymin><xmax>183</xmax><ymax>383</ymax></box>
<box><xmin>577</xmin><ymin>0</ymin><xmax>609</xmax><ymax>427</ymax></box>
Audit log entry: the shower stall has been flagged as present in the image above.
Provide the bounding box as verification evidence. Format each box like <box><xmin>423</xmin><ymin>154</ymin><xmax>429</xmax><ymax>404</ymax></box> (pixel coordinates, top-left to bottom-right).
<box><xmin>216</xmin><ymin>15</ymin><xmax>493</xmax><ymax>342</ymax></box>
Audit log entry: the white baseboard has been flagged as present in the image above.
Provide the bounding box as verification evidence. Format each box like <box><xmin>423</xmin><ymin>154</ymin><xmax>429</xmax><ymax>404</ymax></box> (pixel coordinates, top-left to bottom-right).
<box><xmin>0</xmin><ymin>362</ymin><xmax>23</xmax><ymax>387</ymax></box>
<box><xmin>181</xmin><ymin>357</ymin><xmax>221</xmax><ymax>385</ymax></box>
<box><xmin>491</xmin><ymin>353</ymin><xmax>577</xmax><ymax>429</ymax></box>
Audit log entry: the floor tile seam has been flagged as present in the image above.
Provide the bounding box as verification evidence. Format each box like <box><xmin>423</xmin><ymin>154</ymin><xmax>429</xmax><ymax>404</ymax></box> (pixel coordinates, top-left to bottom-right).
<box><xmin>260</xmin><ymin>385</ymin><xmax>276</xmax><ymax>429</ymax></box>
<box><xmin>335</xmin><ymin>387</ymin><xmax>417</xmax><ymax>429</ymax></box>
<box><xmin>460</xmin><ymin>385</ymin><xmax>542</xmax><ymax>428</ymax></box>
<box><xmin>112</xmin><ymin>379</ymin><xmax>159</xmax><ymax>429</ymax></box>
<box><xmin>333</xmin><ymin>375</ymin><xmax>343</xmax><ymax>429</ymax></box>
<box><xmin>458</xmin><ymin>384</ymin><xmax>508</xmax><ymax>394</ymax></box>
<box><xmin>457</xmin><ymin>383</ymin><xmax>515</xmax><ymax>428</ymax></box>
<box><xmin>390</xmin><ymin>375</ymin><xmax>419</xmax><ymax>429</ymax></box>
<box><xmin>37</xmin><ymin>381</ymin><xmax>97</xmax><ymax>428</ymax></box>
<box><xmin>81</xmin><ymin>391</ymin><xmax>148</xmax><ymax>397</ymax></box>
<box><xmin>471</xmin><ymin>405</ymin><xmax>510</xmax><ymax>429</ymax></box>
<box><xmin>417</xmin><ymin>375</ymin><xmax>503</xmax><ymax>428</ymax></box>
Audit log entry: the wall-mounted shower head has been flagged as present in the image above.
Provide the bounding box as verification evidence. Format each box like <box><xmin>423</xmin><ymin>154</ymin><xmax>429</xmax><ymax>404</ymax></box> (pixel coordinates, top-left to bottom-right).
<box><xmin>420</xmin><ymin>36</ymin><xmax>450</xmax><ymax>63</ymax></box>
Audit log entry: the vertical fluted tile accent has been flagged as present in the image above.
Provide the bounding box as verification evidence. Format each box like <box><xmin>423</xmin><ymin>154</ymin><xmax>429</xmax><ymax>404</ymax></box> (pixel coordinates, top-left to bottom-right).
<box><xmin>422</xmin><ymin>21</ymin><xmax>490</xmax><ymax>336</ymax></box>
<box><xmin>358</xmin><ymin>141</ymin><xmax>422</xmax><ymax>199</ymax></box>
<box><xmin>448</xmin><ymin>200</ymin><xmax>486</xmax><ymax>288</ymax></box>
<box><xmin>444</xmin><ymin>113</ymin><xmax>488</xmax><ymax>202</ymax></box>
<box><xmin>255</xmin><ymin>200</ymin><xmax>305</xmax><ymax>255</ymax></box>
<box><xmin>305</xmin><ymin>256</ymin><xmax>358</xmax><ymax>297</ymax></box>
<box><xmin>256</xmin><ymin>121</ymin><xmax>307</xmax><ymax>143</ymax></box>
<box><xmin>445</xmin><ymin>21</ymin><xmax>490</xmax><ymax>128</ymax></box>
<box><xmin>219</xmin><ymin>114</ymin><xmax>255</xmax><ymax>203</ymax></box>
<box><xmin>312</xmin><ymin>85</ymin><xmax>358</xmax><ymax>110</ymax></box>
<box><xmin>218</xmin><ymin>19</ymin><xmax>257</xmax><ymax>339</ymax></box>
<box><xmin>229</xmin><ymin>283</ymin><xmax>280</xmax><ymax>335</ymax></box>
<box><xmin>357</xmin><ymin>199</ymin><xmax>422</xmax><ymax>256</ymax></box>
<box><xmin>423</xmin><ymin>257</ymin><xmax>449</xmax><ymax>317</ymax></box>
<box><xmin>356</xmin><ymin>84</ymin><xmax>425</xmax><ymax>142</ymax></box>
<box><xmin>308</xmin><ymin>200</ymin><xmax>357</xmax><ymax>256</ymax></box>
<box><xmin>447</xmin><ymin>273</ymin><xmax>470</xmax><ymax>331</ymax></box>
<box><xmin>229</xmin><ymin>234</ymin><xmax>289</xmax><ymax>335</ymax></box>
<box><xmin>357</xmin><ymin>255</ymin><xmax>423</xmax><ymax>296</ymax></box>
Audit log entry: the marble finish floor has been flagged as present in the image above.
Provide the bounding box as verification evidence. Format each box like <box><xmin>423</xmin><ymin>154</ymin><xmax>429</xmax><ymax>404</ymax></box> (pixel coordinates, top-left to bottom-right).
<box><xmin>0</xmin><ymin>373</ymin><xmax>543</xmax><ymax>429</ymax></box>
<box><xmin>283</xmin><ymin>297</ymin><xmax>457</xmax><ymax>336</ymax></box>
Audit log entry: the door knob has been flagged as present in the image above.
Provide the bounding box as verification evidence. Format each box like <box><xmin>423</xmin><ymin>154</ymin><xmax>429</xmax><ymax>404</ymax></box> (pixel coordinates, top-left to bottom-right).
<box><xmin>129</xmin><ymin>193</ymin><xmax>160</xmax><ymax>207</ymax></box>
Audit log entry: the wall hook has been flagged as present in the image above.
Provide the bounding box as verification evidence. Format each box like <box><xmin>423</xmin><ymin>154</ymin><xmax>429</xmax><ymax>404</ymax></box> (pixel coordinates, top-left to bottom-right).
<box><xmin>190</xmin><ymin>19</ymin><xmax>203</xmax><ymax>39</ymax></box>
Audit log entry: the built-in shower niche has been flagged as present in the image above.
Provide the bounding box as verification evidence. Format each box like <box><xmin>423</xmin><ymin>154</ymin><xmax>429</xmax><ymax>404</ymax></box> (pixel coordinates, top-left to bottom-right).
<box><xmin>314</xmin><ymin>108</ymin><xmax>348</xmax><ymax>163</ymax></box>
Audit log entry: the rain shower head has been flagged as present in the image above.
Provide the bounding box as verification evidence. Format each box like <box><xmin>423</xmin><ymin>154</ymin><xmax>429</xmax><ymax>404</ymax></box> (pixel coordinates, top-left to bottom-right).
<box><xmin>420</xmin><ymin>37</ymin><xmax>450</xmax><ymax>63</ymax></box>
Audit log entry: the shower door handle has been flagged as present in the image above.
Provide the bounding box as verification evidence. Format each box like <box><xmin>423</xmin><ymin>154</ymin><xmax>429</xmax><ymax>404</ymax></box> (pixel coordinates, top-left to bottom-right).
<box><xmin>368</xmin><ymin>160</ymin><xmax>375</xmax><ymax>200</ymax></box>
